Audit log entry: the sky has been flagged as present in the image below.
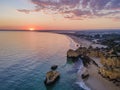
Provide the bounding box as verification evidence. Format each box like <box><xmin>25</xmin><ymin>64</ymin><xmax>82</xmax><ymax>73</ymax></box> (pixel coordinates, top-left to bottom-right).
<box><xmin>0</xmin><ymin>0</ymin><xmax>120</xmax><ymax>30</ymax></box>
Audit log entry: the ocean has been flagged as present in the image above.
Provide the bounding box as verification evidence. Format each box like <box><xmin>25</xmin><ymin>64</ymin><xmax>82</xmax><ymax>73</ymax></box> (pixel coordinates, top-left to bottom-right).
<box><xmin>0</xmin><ymin>31</ymin><xmax>86</xmax><ymax>90</ymax></box>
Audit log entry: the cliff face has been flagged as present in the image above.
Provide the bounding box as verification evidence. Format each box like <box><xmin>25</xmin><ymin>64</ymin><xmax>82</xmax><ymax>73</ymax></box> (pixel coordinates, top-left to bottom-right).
<box><xmin>67</xmin><ymin>49</ymin><xmax>79</xmax><ymax>57</ymax></box>
<box><xmin>100</xmin><ymin>56</ymin><xmax>120</xmax><ymax>80</ymax></box>
<box><xmin>67</xmin><ymin>46</ymin><xmax>120</xmax><ymax>80</ymax></box>
<box><xmin>87</xmin><ymin>50</ymin><xmax>104</xmax><ymax>57</ymax></box>
<box><xmin>99</xmin><ymin>68</ymin><xmax>120</xmax><ymax>79</ymax></box>
<box><xmin>101</xmin><ymin>57</ymin><xmax>120</xmax><ymax>67</ymax></box>
<box><xmin>67</xmin><ymin>47</ymin><xmax>104</xmax><ymax>59</ymax></box>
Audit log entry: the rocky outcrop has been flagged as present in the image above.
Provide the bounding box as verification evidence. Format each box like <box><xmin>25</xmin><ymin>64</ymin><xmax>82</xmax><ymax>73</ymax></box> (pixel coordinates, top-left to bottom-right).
<box><xmin>99</xmin><ymin>68</ymin><xmax>120</xmax><ymax>80</ymax></box>
<box><xmin>51</xmin><ymin>65</ymin><xmax>58</xmax><ymax>70</ymax></box>
<box><xmin>100</xmin><ymin>55</ymin><xmax>120</xmax><ymax>80</ymax></box>
<box><xmin>67</xmin><ymin>49</ymin><xmax>79</xmax><ymax>58</ymax></box>
<box><xmin>81</xmin><ymin>69</ymin><xmax>89</xmax><ymax>79</ymax></box>
<box><xmin>67</xmin><ymin>47</ymin><xmax>92</xmax><ymax>66</ymax></box>
<box><xmin>101</xmin><ymin>56</ymin><xmax>120</xmax><ymax>67</ymax></box>
<box><xmin>44</xmin><ymin>71</ymin><xmax>60</xmax><ymax>85</ymax></box>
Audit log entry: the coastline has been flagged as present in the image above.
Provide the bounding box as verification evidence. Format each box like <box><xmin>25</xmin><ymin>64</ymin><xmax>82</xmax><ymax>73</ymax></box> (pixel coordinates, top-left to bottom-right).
<box><xmin>65</xmin><ymin>34</ymin><xmax>120</xmax><ymax>90</ymax></box>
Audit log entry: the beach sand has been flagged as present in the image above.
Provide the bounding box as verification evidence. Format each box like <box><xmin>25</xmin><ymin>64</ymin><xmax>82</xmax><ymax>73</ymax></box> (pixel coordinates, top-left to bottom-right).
<box><xmin>67</xmin><ymin>35</ymin><xmax>107</xmax><ymax>48</ymax></box>
<box><xmin>66</xmin><ymin>34</ymin><xmax>120</xmax><ymax>90</ymax></box>
<box><xmin>86</xmin><ymin>64</ymin><xmax>120</xmax><ymax>90</ymax></box>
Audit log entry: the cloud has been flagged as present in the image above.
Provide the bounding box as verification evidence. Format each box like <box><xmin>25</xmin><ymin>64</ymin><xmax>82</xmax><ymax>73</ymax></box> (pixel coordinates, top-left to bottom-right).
<box><xmin>17</xmin><ymin>0</ymin><xmax>120</xmax><ymax>20</ymax></box>
<box><xmin>17</xmin><ymin>9</ymin><xmax>31</xmax><ymax>14</ymax></box>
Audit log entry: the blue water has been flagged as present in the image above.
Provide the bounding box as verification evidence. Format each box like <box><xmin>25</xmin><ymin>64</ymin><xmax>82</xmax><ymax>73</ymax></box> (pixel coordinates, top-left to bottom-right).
<box><xmin>0</xmin><ymin>31</ymin><xmax>84</xmax><ymax>90</ymax></box>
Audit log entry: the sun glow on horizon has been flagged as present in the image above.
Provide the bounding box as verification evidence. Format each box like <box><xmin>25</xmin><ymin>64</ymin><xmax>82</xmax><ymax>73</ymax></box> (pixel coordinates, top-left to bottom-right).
<box><xmin>29</xmin><ymin>28</ymin><xmax>35</xmax><ymax>31</ymax></box>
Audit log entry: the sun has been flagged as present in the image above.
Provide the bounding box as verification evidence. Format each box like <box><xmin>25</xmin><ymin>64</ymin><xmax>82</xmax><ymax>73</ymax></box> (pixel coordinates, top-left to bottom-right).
<box><xmin>29</xmin><ymin>28</ymin><xmax>35</xmax><ymax>31</ymax></box>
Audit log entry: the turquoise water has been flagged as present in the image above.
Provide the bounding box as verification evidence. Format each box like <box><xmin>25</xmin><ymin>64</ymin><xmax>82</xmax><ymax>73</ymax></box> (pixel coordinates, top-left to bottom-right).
<box><xmin>0</xmin><ymin>31</ymin><xmax>84</xmax><ymax>90</ymax></box>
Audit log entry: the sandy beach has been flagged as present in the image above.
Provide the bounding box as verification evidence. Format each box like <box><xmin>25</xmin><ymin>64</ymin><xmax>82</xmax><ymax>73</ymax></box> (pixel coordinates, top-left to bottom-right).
<box><xmin>67</xmin><ymin>34</ymin><xmax>107</xmax><ymax>49</ymax></box>
<box><xmin>66</xmin><ymin>34</ymin><xmax>120</xmax><ymax>90</ymax></box>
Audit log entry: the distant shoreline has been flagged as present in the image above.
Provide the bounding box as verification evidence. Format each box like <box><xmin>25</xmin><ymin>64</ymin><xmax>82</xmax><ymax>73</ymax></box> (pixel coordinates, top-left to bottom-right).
<box><xmin>0</xmin><ymin>29</ymin><xmax>120</xmax><ymax>32</ymax></box>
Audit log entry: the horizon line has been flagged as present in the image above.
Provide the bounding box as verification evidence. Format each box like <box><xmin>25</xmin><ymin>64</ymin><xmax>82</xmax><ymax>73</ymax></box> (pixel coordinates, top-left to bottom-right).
<box><xmin>0</xmin><ymin>29</ymin><xmax>120</xmax><ymax>31</ymax></box>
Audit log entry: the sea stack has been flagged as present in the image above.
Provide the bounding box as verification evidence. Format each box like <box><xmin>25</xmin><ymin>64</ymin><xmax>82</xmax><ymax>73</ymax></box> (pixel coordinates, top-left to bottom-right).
<box><xmin>44</xmin><ymin>65</ymin><xmax>60</xmax><ymax>85</ymax></box>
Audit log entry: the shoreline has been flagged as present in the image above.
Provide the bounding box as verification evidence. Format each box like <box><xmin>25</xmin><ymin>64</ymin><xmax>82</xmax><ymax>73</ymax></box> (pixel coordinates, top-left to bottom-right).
<box><xmin>65</xmin><ymin>34</ymin><xmax>120</xmax><ymax>90</ymax></box>
<box><xmin>66</xmin><ymin>34</ymin><xmax>92</xmax><ymax>48</ymax></box>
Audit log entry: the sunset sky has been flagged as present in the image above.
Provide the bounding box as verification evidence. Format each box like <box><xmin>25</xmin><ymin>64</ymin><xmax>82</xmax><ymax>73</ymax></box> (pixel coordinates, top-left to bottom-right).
<box><xmin>0</xmin><ymin>0</ymin><xmax>120</xmax><ymax>30</ymax></box>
